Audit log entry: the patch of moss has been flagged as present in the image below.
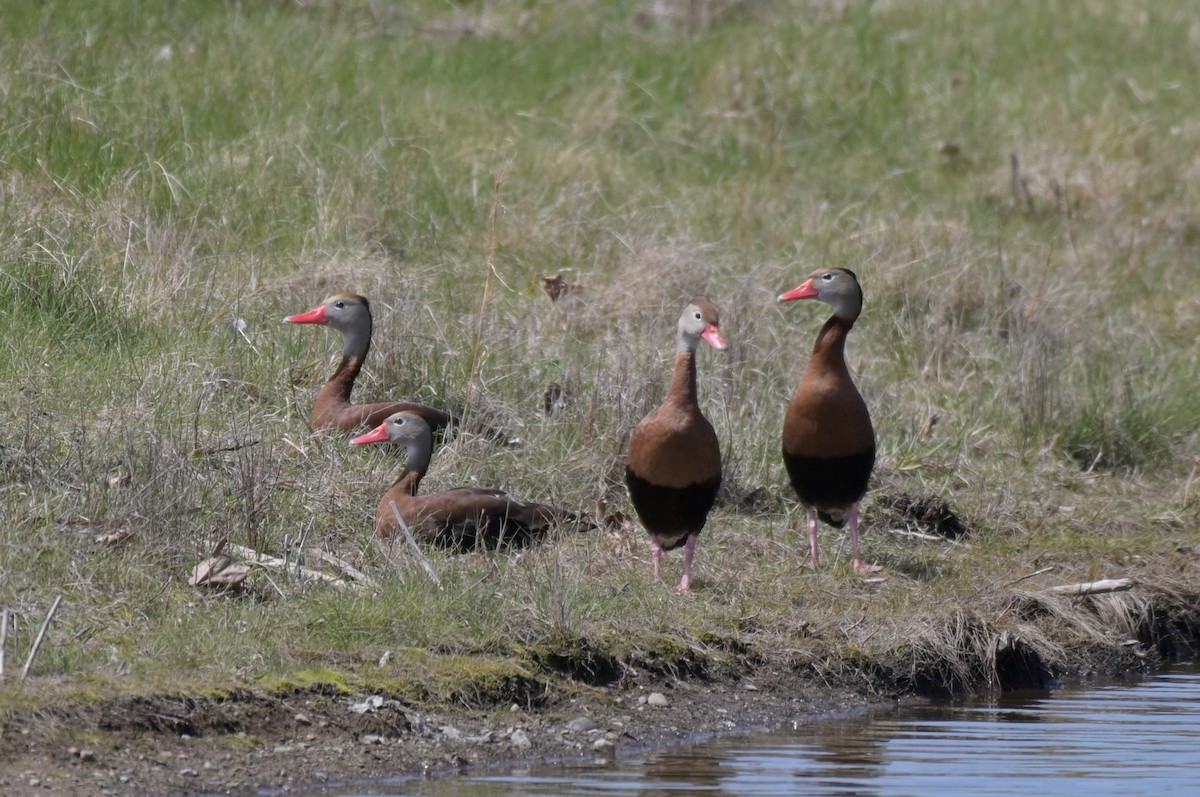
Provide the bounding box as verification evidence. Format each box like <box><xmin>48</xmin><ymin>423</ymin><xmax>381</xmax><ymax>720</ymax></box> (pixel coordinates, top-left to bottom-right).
<box><xmin>517</xmin><ymin>637</ymin><xmax>622</xmax><ymax>686</ymax></box>
<box><xmin>425</xmin><ymin>654</ymin><xmax>546</xmax><ymax>709</ymax></box>
<box><xmin>255</xmin><ymin>668</ymin><xmax>352</xmax><ymax>697</ymax></box>
<box><xmin>0</xmin><ymin>675</ymin><xmax>141</xmax><ymax>713</ymax></box>
<box><xmin>619</xmin><ymin>632</ymin><xmax>709</xmax><ymax>680</ymax></box>
<box><xmin>344</xmin><ymin>647</ymin><xmax>549</xmax><ymax>710</ymax></box>
<box><xmin>44</xmin><ymin>684</ymin><xmax>118</xmax><ymax>707</ymax></box>
<box><xmin>193</xmin><ymin>686</ymin><xmax>236</xmax><ymax>701</ymax></box>
<box><xmin>696</xmin><ymin>631</ymin><xmax>757</xmax><ymax>658</ymax></box>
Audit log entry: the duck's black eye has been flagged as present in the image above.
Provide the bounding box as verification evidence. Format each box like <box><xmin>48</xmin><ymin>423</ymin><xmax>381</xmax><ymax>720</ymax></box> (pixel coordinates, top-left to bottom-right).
<box><xmin>821</xmin><ymin>273</ymin><xmax>834</xmax><ymax>281</ymax></box>
<box><xmin>334</xmin><ymin>300</ymin><xmax>345</xmax><ymax>308</ymax></box>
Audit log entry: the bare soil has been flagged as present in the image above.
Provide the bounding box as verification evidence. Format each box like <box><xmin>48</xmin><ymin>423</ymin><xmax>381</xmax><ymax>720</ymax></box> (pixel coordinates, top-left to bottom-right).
<box><xmin>0</xmin><ymin>667</ymin><xmax>877</xmax><ymax>796</ymax></box>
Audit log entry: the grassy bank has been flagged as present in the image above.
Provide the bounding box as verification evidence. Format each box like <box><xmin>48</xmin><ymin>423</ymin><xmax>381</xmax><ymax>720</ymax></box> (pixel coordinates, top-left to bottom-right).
<box><xmin>1</xmin><ymin>0</ymin><xmax>1198</xmax><ymax>737</ymax></box>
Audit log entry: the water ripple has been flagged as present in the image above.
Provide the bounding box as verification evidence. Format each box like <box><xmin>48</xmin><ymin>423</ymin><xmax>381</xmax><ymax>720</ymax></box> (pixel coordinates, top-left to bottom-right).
<box><xmin>366</xmin><ymin>662</ymin><xmax>1200</xmax><ymax>797</ymax></box>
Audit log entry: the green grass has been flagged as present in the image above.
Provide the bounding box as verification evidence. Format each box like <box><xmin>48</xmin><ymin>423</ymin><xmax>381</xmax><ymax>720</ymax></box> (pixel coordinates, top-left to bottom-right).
<box><xmin>1</xmin><ymin>0</ymin><xmax>1198</xmax><ymax>704</ymax></box>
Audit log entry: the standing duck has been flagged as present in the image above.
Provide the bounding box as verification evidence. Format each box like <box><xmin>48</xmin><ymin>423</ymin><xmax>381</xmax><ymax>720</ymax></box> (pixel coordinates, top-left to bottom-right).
<box><xmin>285</xmin><ymin>293</ymin><xmax>452</xmax><ymax>434</ymax></box>
<box><xmin>352</xmin><ymin>411</ymin><xmax>583</xmax><ymax>549</ymax></box>
<box><xmin>778</xmin><ymin>268</ymin><xmax>880</xmax><ymax>574</ymax></box>
<box><xmin>625</xmin><ymin>299</ymin><xmax>728</xmax><ymax>592</ymax></box>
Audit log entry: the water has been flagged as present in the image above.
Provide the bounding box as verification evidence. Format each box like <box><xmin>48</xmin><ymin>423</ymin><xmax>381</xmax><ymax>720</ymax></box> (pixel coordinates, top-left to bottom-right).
<box><xmin>337</xmin><ymin>662</ymin><xmax>1200</xmax><ymax>797</ymax></box>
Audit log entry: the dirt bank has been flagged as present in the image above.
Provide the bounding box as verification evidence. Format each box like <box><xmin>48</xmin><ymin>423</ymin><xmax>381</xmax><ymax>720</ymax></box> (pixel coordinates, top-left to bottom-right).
<box><xmin>1</xmin><ymin>668</ymin><xmax>875</xmax><ymax>796</ymax></box>
<box><xmin>2</xmin><ymin>582</ymin><xmax>1198</xmax><ymax>796</ymax></box>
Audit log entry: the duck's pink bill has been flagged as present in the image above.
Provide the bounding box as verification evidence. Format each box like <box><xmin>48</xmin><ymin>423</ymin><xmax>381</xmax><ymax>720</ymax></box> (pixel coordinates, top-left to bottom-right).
<box><xmin>777</xmin><ymin>279</ymin><xmax>818</xmax><ymax>303</ymax></box>
<box><xmin>351</xmin><ymin>424</ymin><xmax>391</xmax><ymax>445</ymax></box>
<box><xmin>285</xmin><ymin>305</ymin><xmax>329</xmax><ymax>324</ymax></box>
<box><xmin>702</xmin><ymin>325</ymin><xmax>728</xmax><ymax>350</ymax></box>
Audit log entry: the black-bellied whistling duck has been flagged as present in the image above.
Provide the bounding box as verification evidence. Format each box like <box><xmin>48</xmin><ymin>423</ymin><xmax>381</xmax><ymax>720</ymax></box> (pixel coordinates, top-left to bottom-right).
<box><xmin>778</xmin><ymin>268</ymin><xmax>880</xmax><ymax>575</ymax></box>
<box><xmin>285</xmin><ymin>293</ymin><xmax>452</xmax><ymax>434</ymax></box>
<box><xmin>351</xmin><ymin>411</ymin><xmax>583</xmax><ymax>550</ymax></box>
<box><xmin>625</xmin><ymin>299</ymin><xmax>728</xmax><ymax>592</ymax></box>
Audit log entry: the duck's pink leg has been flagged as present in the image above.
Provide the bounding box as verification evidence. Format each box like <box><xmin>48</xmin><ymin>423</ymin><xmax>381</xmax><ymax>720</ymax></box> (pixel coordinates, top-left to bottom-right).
<box><xmin>651</xmin><ymin>537</ymin><xmax>664</xmax><ymax>579</ymax></box>
<box><xmin>849</xmin><ymin>503</ymin><xmax>882</xmax><ymax>574</ymax></box>
<box><xmin>676</xmin><ymin>535</ymin><xmax>697</xmax><ymax>593</ymax></box>
<box><xmin>807</xmin><ymin>508</ymin><xmax>822</xmax><ymax>568</ymax></box>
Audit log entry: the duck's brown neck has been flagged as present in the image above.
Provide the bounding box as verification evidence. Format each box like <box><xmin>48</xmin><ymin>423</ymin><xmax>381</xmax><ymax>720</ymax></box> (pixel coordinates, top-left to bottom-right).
<box><xmin>392</xmin><ymin>433</ymin><xmax>433</xmax><ymax>495</ymax></box>
<box><xmin>324</xmin><ymin>321</ymin><xmax>372</xmax><ymax>403</ymax></box>
<box><xmin>393</xmin><ymin>469</ymin><xmax>423</xmax><ymax>497</ymax></box>
<box><xmin>809</xmin><ymin>316</ymin><xmax>854</xmax><ymax>376</ymax></box>
<box><xmin>323</xmin><ymin>354</ymin><xmax>364</xmax><ymax>404</ymax></box>
<box><xmin>666</xmin><ymin>350</ymin><xmax>698</xmax><ymax>408</ymax></box>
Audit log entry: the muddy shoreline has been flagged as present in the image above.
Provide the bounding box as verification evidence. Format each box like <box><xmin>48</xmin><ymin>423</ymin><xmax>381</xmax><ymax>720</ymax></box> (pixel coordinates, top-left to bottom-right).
<box><xmin>1</xmin><ymin>667</ymin><xmax>885</xmax><ymax>797</ymax></box>
<box><xmin>4</xmin><ymin>585</ymin><xmax>1197</xmax><ymax>797</ymax></box>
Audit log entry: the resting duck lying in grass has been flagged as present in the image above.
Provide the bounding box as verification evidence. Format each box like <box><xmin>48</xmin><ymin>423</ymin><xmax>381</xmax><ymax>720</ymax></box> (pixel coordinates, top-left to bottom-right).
<box><xmin>352</xmin><ymin>411</ymin><xmax>587</xmax><ymax>550</ymax></box>
<box><xmin>285</xmin><ymin>293</ymin><xmax>452</xmax><ymax>434</ymax></box>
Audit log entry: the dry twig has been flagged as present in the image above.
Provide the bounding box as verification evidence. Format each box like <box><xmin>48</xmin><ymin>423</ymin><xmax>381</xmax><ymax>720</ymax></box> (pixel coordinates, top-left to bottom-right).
<box><xmin>388</xmin><ymin>501</ymin><xmax>442</xmax><ymax>588</ymax></box>
<box><xmin>1006</xmin><ymin>565</ymin><xmax>1056</xmax><ymax>586</ymax></box>
<box><xmin>1046</xmin><ymin>578</ymin><xmax>1134</xmax><ymax>596</ymax></box>
<box><xmin>307</xmin><ymin>548</ymin><xmax>379</xmax><ymax>588</ymax></box>
<box><xmin>223</xmin><ymin>543</ymin><xmax>360</xmax><ymax>590</ymax></box>
<box><xmin>20</xmin><ymin>595</ymin><xmax>62</xmax><ymax>681</ymax></box>
<box><xmin>0</xmin><ymin>608</ymin><xmax>9</xmax><ymax>681</ymax></box>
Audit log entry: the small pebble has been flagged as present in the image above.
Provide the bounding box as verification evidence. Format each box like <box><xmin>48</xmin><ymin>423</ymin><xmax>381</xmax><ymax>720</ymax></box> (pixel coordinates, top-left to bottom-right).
<box><xmin>565</xmin><ymin>716</ymin><xmax>598</xmax><ymax>733</ymax></box>
<box><xmin>647</xmin><ymin>692</ymin><xmax>669</xmax><ymax>707</ymax></box>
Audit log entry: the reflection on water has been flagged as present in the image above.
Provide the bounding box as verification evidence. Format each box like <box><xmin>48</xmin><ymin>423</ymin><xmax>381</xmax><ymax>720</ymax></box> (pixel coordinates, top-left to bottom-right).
<box><xmin>338</xmin><ymin>662</ymin><xmax>1200</xmax><ymax>796</ymax></box>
